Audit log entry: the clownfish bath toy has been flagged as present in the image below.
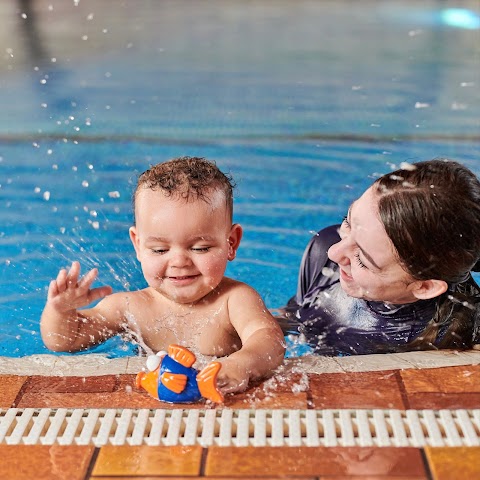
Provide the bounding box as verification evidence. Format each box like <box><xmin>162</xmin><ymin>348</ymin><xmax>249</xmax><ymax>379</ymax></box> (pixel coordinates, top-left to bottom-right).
<box><xmin>135</xmin><ymin>344</ymin><xmax>224</xmax><ymax>404</ymax></box>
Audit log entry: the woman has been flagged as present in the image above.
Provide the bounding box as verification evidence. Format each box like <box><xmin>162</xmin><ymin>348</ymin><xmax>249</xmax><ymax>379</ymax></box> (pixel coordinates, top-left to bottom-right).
<box><xmin>281</xmin><ymin>158</ymin><xmax>480</xmax><ymax>355</ymax></box>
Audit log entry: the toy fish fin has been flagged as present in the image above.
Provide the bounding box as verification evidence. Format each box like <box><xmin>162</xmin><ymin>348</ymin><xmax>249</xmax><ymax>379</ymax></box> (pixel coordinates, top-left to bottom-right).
<box><xmin>196</xmin><ymin>361</ymin><xmax>224</xmax><ymax>403</ymax></box>
<box><xmin>135</xmin><ymin>369</ymin><xmax>160</xmax><ymax>400</ymax></box>
<box><xmin>160</xmin><ymin>372</ymin><xmax>188</xmax><ymax>394</ymax></box>
<box><xmin>168</xmin><ymin>344</ymin><xmax>196</xmax><ymax>368</ymax></box>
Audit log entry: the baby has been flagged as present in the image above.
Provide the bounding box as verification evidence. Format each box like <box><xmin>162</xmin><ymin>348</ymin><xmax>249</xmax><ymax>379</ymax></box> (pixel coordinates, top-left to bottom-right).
<box><xmin>40</xmin><ymin>156</ymin><xmax>285</xmax><ymax>395</ymax></box>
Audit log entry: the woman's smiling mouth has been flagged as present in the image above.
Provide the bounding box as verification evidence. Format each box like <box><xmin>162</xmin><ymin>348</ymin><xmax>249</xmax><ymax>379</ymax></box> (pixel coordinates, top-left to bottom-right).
<box><xmin>339</xmin><ymin>268</ymin><xmax>354</xmax><ymax>282</ymax></box>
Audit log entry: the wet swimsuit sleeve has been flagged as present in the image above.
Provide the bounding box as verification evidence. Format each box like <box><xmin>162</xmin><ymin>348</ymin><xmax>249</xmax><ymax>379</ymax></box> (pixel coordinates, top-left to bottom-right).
<box><xmin>295</xmin><ymin>224</ymin><xmax>341</xmax><ymax>306</ymax></box>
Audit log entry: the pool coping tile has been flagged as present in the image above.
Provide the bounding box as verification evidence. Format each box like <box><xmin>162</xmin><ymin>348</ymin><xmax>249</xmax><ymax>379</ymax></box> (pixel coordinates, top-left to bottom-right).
<box><xmin>0</xmin><ymin>349</ymin><xmax>479</xmax><ymax>377</ymax></box>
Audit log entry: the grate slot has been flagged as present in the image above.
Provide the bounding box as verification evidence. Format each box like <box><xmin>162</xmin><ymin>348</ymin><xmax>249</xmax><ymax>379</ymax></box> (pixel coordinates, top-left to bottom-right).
<box><xmin>253</xmin><ymin>409</ymin><xmax>267</xmax><ymax>447</ymax></box>
<box><xmin>1</xmin><ymin>408</ymin><xmax>479</xmax><ymax>447</ymax></box>
<box><xmin>24</xmin><ymin>409</ymin><xmax>51</xmax><ymax>445</ymax></box>
<box><xmin>235</xmin><ymin>409</ymin><xmax>251</xmax><ymax>447</ymax></box>
<box><xmin>8</xmin><ymin>408</ymin><xmax>35</xmax><ymax>445</ymax></box>
<box><xmin>305</xmin><ymin>409</ymin><xmax>320</xmax><ymax>447</ymax></box>
<box><xmin>457</xmin><ymin>409</ymin><xmax>480</xmax><ymax>446</ymax></box>
<box><xmin>372</xmin><ymin>409</ymin><xmax>391</xmax><ymax>447</ymax></box>
<box><xmin>132</xmin><ymin>409</ymin><xmax>152</xmax><ymax>444</ymax></box>
<box><xmin>339</xmin><ymin>410</ymin><xmax>355</xmax><ymax>446</ymax></box>
<box><xmin>146</xmin><ymin>409</ymin><xmax>166</xmax><ymax>446</ymax></box>
<box><xmin>182</xmin><ymin>409</ymin><xmax>200</xmax><ymax>446</ymax></box>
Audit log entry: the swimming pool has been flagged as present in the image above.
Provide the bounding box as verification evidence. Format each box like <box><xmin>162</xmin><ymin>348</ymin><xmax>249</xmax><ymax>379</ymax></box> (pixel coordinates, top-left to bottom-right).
<box><xmin>1</xmin><ymin>0</ymin><xmax>479</xmax><ymax>357</ymax></box>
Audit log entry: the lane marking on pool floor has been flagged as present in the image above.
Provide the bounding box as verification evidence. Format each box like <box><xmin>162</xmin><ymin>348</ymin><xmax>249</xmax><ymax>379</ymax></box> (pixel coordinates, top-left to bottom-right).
<box><xmin>1</xmin><ymin>408</ymin><xmax>479</xmax><ymax>447</ymax></box>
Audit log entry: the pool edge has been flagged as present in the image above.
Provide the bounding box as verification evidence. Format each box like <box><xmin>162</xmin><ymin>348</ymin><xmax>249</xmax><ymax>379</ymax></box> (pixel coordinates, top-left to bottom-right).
<box><xmin>0</xmin><ymin>349</ymin><xmax>479</xmax><ymax>377</ymax></box>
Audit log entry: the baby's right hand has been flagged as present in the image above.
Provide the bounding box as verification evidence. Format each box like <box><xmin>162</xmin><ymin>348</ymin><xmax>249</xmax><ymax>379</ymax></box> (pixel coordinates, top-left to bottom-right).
<box><xmin>47</xmin><ymin>261</ymin><xmax>112</xmax><ymax>313</ymax></box>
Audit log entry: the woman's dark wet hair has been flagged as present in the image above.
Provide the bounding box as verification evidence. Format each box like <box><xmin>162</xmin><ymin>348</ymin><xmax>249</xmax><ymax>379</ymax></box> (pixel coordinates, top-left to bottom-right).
<box><xmin>373</xmin><ymin>158</ymin><xmax>480</xmax><ymax>350</ymax></box>
<box><xmin>132</xmin><ymin>156</ymin><xmax>235</xmax><ymax>224</ymax></box>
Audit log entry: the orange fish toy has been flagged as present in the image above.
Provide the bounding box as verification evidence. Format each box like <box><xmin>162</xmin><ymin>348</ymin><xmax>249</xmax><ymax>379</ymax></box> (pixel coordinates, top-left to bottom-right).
<box><xmin>135</xmin><ymin>344</ymin><xmax>224</xmax><ymax>404</ymax></box>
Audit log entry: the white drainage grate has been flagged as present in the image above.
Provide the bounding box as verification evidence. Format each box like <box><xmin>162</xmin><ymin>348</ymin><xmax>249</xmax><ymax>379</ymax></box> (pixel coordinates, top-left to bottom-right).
<box><xmin>1</xmin><ymin>408</ymin><xmax>479</xmax><ymax>447</ymax></box>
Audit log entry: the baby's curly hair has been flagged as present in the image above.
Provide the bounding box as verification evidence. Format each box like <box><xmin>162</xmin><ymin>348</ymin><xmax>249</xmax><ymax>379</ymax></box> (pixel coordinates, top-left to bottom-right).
<box><xmin>133</xmin><ymin>156</ymin><xmax>235</xmax><ymax>224</ymax></box>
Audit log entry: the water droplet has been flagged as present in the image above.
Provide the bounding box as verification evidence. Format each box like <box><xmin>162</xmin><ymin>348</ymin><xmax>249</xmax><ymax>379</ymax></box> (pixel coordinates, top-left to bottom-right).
<box><xmin>400</xmin><ymin>162</ymin><xmax>416</xmax><ymax>171</ymax></box>
<box><xmin>321</xmin><ymin>267</ymin><xmax>335</xmax><ymax>277</ymax></box>
<box><xmin>414</xmin><ymin>102</ymin><xmax>429</xmax><ymax>109</ymax></box>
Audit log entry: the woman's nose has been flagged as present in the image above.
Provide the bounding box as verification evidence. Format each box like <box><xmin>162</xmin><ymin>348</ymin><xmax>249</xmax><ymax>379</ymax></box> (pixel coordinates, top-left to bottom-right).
<box><xmin>328</xmin><ymin>237</ymin><xmax>351</xmax><ymax>265</ymax></box>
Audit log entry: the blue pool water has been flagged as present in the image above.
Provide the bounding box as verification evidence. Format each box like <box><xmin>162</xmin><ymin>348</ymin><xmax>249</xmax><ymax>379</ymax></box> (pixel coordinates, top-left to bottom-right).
<box><xmin>1</xmin><ymin>1</ymin><xmax>479</xmax><ymax>357</ymax></box>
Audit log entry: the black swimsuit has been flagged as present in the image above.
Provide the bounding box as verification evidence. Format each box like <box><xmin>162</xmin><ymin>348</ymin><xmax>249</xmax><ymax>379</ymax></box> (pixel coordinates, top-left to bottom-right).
<box><xmin>284</xmin><ymin>225</ymin><xmax>455</xmax><ymax>356</ymax></box>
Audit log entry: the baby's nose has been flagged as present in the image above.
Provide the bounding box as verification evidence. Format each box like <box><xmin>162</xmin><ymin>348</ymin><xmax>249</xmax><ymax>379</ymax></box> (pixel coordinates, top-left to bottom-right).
<box><xmin>169</xmin><ymin>250</ymin><xmax>191</xmax><ymax>267</ymax></box>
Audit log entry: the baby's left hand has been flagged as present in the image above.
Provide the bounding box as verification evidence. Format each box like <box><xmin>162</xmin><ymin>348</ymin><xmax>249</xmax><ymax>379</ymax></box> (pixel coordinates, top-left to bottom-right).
<box><xmin>215</xmin><ymin>357</ymin><xmax>250</xmax><ymax>395</ymax></box>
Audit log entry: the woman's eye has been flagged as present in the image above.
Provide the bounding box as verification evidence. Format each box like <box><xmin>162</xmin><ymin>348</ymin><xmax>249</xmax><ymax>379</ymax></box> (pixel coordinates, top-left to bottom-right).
<box><xmin>354</xmin><ymin>252</ymin><xmax>368</xmax><ymax>269</ymax></box>
<box><xmin>151</xmin><ymin>249</ymin><xmax>167</xmax><ymax>254</ymax></box>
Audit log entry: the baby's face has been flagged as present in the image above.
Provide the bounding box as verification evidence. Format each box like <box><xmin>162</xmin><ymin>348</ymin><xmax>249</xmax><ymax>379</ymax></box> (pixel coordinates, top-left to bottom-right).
<box><xmin>130</xmin><ymin>188</ymin><xmax>240</xmax><ymax>304</ymax></box>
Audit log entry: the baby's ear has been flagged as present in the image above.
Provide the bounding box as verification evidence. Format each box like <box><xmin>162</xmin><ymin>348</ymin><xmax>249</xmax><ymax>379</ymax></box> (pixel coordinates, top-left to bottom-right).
<box><xmin>227</xmin><ymin>223</ymin><xmax>243</xmax><ymax>260</ymax></box>
<box><xmin>410</xmin><ymin>279</ymin><xmax>448</xmax><ymax>300</ymax></box>
<box><xmin>129</xmin><ymin>226</ymin><xmax>141</xmax><ymax>260</ymax></box>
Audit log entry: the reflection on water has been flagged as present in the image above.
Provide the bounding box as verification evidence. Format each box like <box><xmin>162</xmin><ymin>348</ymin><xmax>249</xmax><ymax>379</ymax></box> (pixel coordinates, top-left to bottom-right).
<box><xmin>0</xmin><ymin>0</ymin><xmax>479</xmax><ymax>357</ymax></box>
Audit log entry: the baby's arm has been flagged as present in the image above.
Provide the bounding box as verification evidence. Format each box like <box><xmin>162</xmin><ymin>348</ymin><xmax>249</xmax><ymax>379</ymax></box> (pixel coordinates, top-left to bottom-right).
<box><xmin>40</xmin><ymin>261</ymin><xmax>120</xmax><ymax>352</ymax></box>
<box><xmin>217</xmin><ymin>284</ymin><xmax>286</xmax><ymax>394</ymax></box>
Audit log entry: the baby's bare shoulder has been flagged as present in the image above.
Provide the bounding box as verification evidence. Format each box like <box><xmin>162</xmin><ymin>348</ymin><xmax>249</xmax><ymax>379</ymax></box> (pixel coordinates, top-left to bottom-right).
<box><xmin>221</xmin><ymin>277</ymin><xmax>262</xmax><ymax>297</ymax></box>
<box><xmin>95</xmin><ymin>287</ymin><xmax>157</xmax><ymax>314</ymax></box>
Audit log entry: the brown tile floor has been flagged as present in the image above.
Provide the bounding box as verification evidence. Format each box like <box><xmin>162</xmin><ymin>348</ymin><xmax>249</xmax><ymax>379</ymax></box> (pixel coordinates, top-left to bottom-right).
<box><xmin>1</xmin><ymin>364</ymin><xmax>480</xmax><ymax>479</ymax></box>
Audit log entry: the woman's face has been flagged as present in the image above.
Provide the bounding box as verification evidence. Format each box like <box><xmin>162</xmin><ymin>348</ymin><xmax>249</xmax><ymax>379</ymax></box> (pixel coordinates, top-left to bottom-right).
<box><xmin>327</xmin><ymin>187</ymin><xmax>420</xmax><ymax>304</ymax></box>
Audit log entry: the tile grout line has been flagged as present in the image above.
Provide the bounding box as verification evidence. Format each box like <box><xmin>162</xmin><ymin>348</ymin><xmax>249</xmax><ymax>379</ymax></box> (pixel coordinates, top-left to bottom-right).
<box><xmin>200</xmin><ymin>446</ymin><xmax>209</xmax><ymax>476</ymax></box>
<box><xmin>10</xmin><ymin>376</ymin><xmax>31</xmax><ymax>408</ymax></box>
<box><xmin>420</xmin><ymin>448</ymin><xmax>434</xmax><ymax>480</ymax></box>
<box><xmin>84</xmin><ymin>446</ymin><xmax>100</xmax><ymax>480</ymax></box>
<box><xmin>395</xmin><ymin>370</ymin><xmax>412</xmax><ymax>410</ymax></box>
<box><xmin>306</xmin><ymin>375</ymin><xmax>315</xmax><ymax>409</ymax></box>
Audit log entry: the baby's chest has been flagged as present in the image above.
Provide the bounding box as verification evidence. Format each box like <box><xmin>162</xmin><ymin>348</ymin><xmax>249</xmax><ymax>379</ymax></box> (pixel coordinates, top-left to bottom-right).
<box><xmin>140</xmin><ymin>309</ymin><xmax>238</xmax><ymax>356</ymax></box>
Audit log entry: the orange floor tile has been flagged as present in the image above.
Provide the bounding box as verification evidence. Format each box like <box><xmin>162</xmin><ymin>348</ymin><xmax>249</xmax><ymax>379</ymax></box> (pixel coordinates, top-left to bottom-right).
<box><xmin>0</xmin><ymin>445</ymin><xmax>94</xmax><ymax>480</ymax></box>
<box><xmin>92</xmin><ymin>445</ymin><xmax>202</xmax><ymax>477</ymax></box>
<box><xmin>0</xmin><ymin>375</ymin><xmax>27</xmax><ymax>408</ymax></box>
<box><xmin>425</xmin><ymin>447</ymin><xmax>480</xmax><ymax>480</ymax></box>
<box><xmin>205</xmin><ymin>446</ymin><xmax>426</xmax><ymax>477</ymax></box>
<box><xmin>309</xmin><ymin>370</ymin><xmax>406</xmax><ymax>409</ymax></box>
